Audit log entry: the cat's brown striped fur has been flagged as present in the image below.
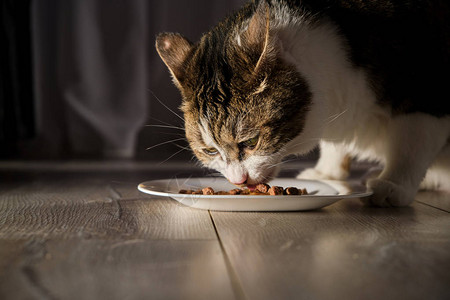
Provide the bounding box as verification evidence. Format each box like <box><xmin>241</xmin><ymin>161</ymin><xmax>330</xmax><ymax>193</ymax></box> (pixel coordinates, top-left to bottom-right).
<box><xmin>156</xmin><ymin>0</ymin><xmax>450</xmax><ymax>206</ymax></box>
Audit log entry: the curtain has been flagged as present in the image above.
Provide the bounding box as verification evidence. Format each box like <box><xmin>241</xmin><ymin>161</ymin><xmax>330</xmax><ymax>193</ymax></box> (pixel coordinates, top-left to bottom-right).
<box><xmin>1</xmin><ymin>0</ymin><xmax>247</xmax><ymax>159</ymax></box>
<box><xmin>29</xmin><ymin>0</ymin><xmax>149</xmax><ymax>158</ymax></box>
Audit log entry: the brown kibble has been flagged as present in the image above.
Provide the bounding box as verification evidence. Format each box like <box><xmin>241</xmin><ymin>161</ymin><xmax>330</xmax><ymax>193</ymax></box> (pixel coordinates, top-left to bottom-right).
<box><xmin>268</xmin><ymin>186</ymin><xmax>284</xmax><ymax>195</ymax></box>
<box><xmin>240</xmin><ymin>189</ymin><xmax>251</xmax><ymax>195</ymax></box>
<box><xmin>180</xmin><ymin>185</ymin><xmax>307</xmax><ymax>196</ymax></box>
<box><xmin>255</xmin><ymin>183</ymin><xmax>270</xmax><ymax>193</ymax></box>
<box><xmin>215</xmin><ymin>191</ymin><xmax>230</xmax><ymax>195</ymax></box>
<box><xmin>284</xmin><ymin>187</ymin><xmax>299</xmax><ymax>195</ymax></box>
<box><xmin>250</xmin><ymin>191</ymin><xmax>269</xmax><ymax>195</ymax></box>
<box><xmin>202</xmin><ymin>187</ymin><xmax>215</xmax><ymax>195</ymax></box>
<box><xmin>229</xmin><ymin>189</ymin><xmax>242</xmax><ymax>195</ymax></box>
<box><xmin>179</xmin><ymin>189</ymin><xmax>194</xmax><ymax>194</ymax></box>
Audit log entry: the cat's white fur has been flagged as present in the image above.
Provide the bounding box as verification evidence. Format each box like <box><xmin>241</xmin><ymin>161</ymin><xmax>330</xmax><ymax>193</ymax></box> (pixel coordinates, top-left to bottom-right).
<box><xmin>269</xmin><ymin>5</ymin><xmax>450</xmax><ymax>206</ymax></box>
<box><xmin>201</xmin><ymin>3</ymin><xmax>449</xmax><ymax>205</ymax></box>
<box><xmin>199</xmin><ymin>117</ymin><xmax>280</xmax><ymax>184</ymax></box>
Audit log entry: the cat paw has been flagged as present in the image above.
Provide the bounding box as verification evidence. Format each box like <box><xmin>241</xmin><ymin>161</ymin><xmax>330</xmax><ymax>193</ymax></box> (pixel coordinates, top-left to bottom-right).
<box><xmin>364</xmin><ymin>178</ymin><xmax>415</xmax><ymax>207</ymax></box>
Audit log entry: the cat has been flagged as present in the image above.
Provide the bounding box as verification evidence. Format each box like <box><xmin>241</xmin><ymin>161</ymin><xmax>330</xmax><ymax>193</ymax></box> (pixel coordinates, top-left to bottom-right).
<box><xmin>155</xmin><ymin>0</ymin><xmax>450</xmax><ymax>207</ymax></box>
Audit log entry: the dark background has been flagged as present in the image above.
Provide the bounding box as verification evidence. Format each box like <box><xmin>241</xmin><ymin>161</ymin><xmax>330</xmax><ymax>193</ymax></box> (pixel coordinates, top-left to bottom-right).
<box><xmin>1</xmin><ymin>0</ymin><xmax>248</xmax><ymax>161</ymax></box>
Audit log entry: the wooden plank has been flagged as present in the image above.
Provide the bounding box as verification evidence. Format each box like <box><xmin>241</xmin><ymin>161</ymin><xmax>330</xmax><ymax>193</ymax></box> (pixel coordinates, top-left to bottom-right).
<box><xmin>211</xmin><ymin>199</ymin><xmax>450</xmax><ymax>300</ymax></box>
<box><xmin>0</xmin><ymin>238</ymin><xmax>235</xmax><ymax>300</ymax></box>
<box><xmin>0</xmin><ymin>177</ymin><xmax>217</xmax><ymax>240</ymax></box>
<box><xmin>416</xmin><ymin>190</ymin><xmax>450</xmax><ymax>213</ymax></box>
<box><xmin>0</xmin><ymin>240</ymin><xmax>40</xmax><ymax>299</ymax></box>
<box><xmin>0</xmin><ymin>174</ymin><xmax>237</xmax><ymax>299</ymax></box>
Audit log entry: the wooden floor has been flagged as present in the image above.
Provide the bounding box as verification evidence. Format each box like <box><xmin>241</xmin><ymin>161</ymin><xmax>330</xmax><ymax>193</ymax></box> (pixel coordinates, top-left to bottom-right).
<box><xmin>0</xmin><ymin>161</ymin><xmax>449</xmax><ymax>300</ymax></box>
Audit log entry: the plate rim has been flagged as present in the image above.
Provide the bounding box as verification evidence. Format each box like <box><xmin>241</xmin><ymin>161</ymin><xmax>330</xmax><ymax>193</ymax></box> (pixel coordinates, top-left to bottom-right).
<box><xmin>137</xmin><ymin>177</ymin><xmax>373</xmax><ymax>200</ymax></box>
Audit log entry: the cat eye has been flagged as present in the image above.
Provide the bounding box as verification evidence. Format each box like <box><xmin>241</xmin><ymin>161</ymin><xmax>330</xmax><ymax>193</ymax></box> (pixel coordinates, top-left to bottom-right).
<box><xmin>203</xmin><ymin>147</ymin><xmax>219</xmax><ymax>156</ymax></box>
<box><xmin>240</xmin><ymin>136</ymin><xmax>259</xmax><ymax>150</ymax></box>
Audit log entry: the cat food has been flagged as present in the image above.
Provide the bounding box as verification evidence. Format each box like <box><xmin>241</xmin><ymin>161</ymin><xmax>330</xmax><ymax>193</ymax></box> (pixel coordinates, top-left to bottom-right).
<box><xmin>202</xmin><ymin>187</ymin><xmax>215</xmax><ymax>195</ymax></box>
<box><xmin>179</xmin><ymin>183</ymin><xmax>308</xmax><ymax>196</ymax></box>
<box><xmin>268</xmin><ymin>186</ymin><xmax>284</xmax><ymax>195</ymax></box>
<box><xmin>229</xmin><ymin>188</ymin><xmax>243</xmax><ymax>195</ymax></box>
<box><xmin>284</xmin><ymin>187</ymin><xmax>299</xmax><ymax>195</ymax></box>
<box><xmin>255</xmin><ymin>183</ymin><xmax>270</xmax><ymax>193</ymax></box>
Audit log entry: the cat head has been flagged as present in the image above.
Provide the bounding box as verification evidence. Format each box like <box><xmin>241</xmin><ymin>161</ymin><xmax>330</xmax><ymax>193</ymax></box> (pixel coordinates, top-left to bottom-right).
<box><xmin>156</xmin><ymin>3</ymin><xmax>313</xmax><ymax>185</ymax></box>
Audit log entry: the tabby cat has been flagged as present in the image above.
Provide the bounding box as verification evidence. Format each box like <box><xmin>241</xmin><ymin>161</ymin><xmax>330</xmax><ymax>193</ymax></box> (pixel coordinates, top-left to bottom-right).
<box><xmin>156</xmin><ymin>0</ymin><xmax>450</xmax><ymax>206</ymax></box>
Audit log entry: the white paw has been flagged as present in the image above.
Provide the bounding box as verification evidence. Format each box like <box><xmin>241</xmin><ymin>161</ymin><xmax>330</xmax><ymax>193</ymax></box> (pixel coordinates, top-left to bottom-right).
<box><xmin>297</xmin><ymin>168</ymin><xmax>339</xmax><ymax>181</ymax></box>
<box><xmin>365</xmin><ymin>178</ymin><xmax>416</xmax><ymax>207</ymax></box>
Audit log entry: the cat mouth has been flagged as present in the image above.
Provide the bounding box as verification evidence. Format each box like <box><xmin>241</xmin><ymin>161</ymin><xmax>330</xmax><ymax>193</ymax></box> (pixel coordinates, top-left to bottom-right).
<box><xmin>246</xmin><ymin>184</ymin><xmax>258</xmax><ymax>191</ymax></box>
<box><xmin>231</xmin><ymin>178</ymin><xmax>272</xmax><ymax>191</ymax></box>
<box><xmin>226</xmin><ymin>166</ymin><xmax>279</xmax><ymax>190</ymax></box>
<box><xmin>234</xmin><ymin>183</ymin><xmax>260</xmax><ymax>191</ymax></box>
<box><xmin>244</xmin><ymin>168</ymin><xmax>278</xmax><ymax>189</ymax></box>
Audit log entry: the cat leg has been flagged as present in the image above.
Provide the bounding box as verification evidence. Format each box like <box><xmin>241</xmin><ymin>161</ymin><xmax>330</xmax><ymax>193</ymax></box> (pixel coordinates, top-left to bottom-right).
<box><xmin>297</xmin><ymin>141</ymin><xmax>351</xmax><ymax>181</ymax></box>
<box><xmin>366</xmin><ymin>114</ymin><xmax>450</xmax><ymax>207</ymax></box>
<box><xmin>361</xmin><ymin>166</ymin><xmax>383</xmax><ymax>185</ymax></box>
<box><xmin>420</xmin><ymin>144</ymin><xmax>450</xmax><ymax>191</ymax></box>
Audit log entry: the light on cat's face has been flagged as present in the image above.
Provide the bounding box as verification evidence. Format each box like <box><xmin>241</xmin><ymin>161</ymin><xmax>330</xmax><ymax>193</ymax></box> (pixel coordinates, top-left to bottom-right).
<box><xmin>178</xmin><ymin>68</ymin><xmax>311</xmax><ymax>186</ymax></box>
<box><xmin>186</xmin><ymin>113</ymin><xmax>283</xmax><ymax>186</ymax></box>
<box><xmin>200</xmin><ymin>137</ymin><xmax>273</xmax><ymax>185</ymax></box>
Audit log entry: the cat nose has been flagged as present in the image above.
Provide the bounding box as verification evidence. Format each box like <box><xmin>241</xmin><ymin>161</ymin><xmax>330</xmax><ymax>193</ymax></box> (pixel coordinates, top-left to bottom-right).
<box><xmin>230</xmin><ymin>173</ymin><xmax>248</xmax><ymax>185</ymax></box>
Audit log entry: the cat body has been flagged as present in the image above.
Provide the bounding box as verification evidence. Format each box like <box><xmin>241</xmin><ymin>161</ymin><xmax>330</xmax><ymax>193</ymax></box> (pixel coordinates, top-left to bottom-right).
<box><xmin>156</xmin><ymin>0</ymin><xmax>450</xmax><ymax>206</ymax></box>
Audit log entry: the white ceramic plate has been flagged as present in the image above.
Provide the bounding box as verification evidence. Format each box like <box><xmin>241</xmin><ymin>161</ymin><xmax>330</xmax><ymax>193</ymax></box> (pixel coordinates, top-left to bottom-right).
<box><xmin>138</xmin><ymin>177</ymin><xmax>372</xmax><ymax>211</ymax></box>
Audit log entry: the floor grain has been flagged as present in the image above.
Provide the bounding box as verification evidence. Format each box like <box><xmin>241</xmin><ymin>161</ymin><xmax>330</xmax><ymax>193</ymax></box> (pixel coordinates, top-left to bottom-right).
<box><xmin>0</xmin><ymin>171</ymin><xmax>235</xmax><ymax>300</ymax></box>
<box><xmin>0</xmin><ymin>163</ymin><xmax>449</xmax><ymax>300</ymax></box>
<box><xmin>1</xmin><ymin>239</ymin><xmax>234</xmax><ymax>300</ymax></box>
<box><xmin>211</xmin><ymin>199</ymin><xmax>450</xmax><ymax>300</ymax></box>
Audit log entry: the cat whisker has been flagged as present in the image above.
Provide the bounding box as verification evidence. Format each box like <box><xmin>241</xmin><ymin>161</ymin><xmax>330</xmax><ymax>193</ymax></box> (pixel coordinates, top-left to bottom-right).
<box><xmin>148</xmin><ymin>89</ymin><xmax>185</xmax><ymax>122</ymax></box>
<box><xmin>288</xmin><ymin>137</ymin><xmax>339</xmax><ymax>149</ymax></box>
<box><xmin>204</xmin><ymin>172</ymin><xmax>222</xmax><ymax>177</ymax></box>
<box><xmin>145</xmin><ymin>124</ymin><xmax>185</xmax><ymax>131</ymax></box>
<box><xmin>261</xmin><ymin>172</ymin><xmax>275</xmax><ymax>183</ymax></box>
<box><xmin>181</xmin><ymin>174</ymin><xmax>193</xmax><ymax>187</ymax></box>
<box><xmin>172</xmin><ymin>174</ymin><xmax>194</xmax><ymax>193</ymax></box>
<box><xmin>150</xmin><ymin>117</ymin><xmax>184</xmax><ymax>128</ymax></box>
<box><xmin>266</xmin><ymin>157</ymin><xmax>300</xmax><ymax>169</ymax></box>
<box><xmin>158</xmin><ymin>147</ymin><xmax>188</xmax><ymax>165</ymax></box>
<box><xmin>192</xmin><ymin>157</ymin><xmax>204</xmax><ymax>168</ymax></box>
<box><xmin>327</xmin><ymin>109</ymin><xmax>348</xmax><ymax>124</ymax></box>
<box><xmin>146</xmin><ymin>138</ymin><xmax>187</xmax><ymax>151</ymax></box>
<box><xmin>166</xmin><ymin>133</ymin><xmax>187</xmax><ymax>137</ymax></box>
<box><xmin>285</xmin><ymin>138</ymin><xmax>321</xmax><ymax>149</ymax></box>
<box><xmin>146</xmin><ymin>131</ymin><xmax>187</xmax><ymax>138</ymax></box>
<box><xmin>174</xmin><ymin>144</ymin><xmax>191</xmax><ymax>151</ymax></box>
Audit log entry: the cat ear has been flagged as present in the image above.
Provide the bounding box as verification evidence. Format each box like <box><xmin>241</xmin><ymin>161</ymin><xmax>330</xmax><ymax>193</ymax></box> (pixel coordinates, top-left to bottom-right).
<box><xmin>156</xmin><ymin>33</ymin><xmax>193</xmax><ymax>88</ymax></box>
<box><xmin>242</xmin><ymin>3</ymin><xmax>277</xmax><ymax>74</ymax></box>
